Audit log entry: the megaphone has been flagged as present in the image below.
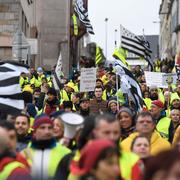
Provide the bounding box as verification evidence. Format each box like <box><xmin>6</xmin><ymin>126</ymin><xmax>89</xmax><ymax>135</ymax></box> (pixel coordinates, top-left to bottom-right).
<box><xmin>60</xmin><ymin>113</ymin><xmax>84</xmax><ymax>139</ymax></box>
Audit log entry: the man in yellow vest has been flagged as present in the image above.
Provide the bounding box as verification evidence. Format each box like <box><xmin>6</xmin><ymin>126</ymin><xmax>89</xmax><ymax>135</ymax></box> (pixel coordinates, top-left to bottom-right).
<box><xmin>0</xmin><ymin>127</ymin><xmax>32</xmax><ymax>180</ymax></box>
<box><xmin>21</xmin><ymin>114</ymin><xmax>71</xmax><ymax>179</ymax></box>
<box><xmin>150</xmin><ymin>100</ymin><xmax>172</xmax><ymax>141</ymax></box>
<box><xmin>121</xmin><ymin>111</ymin><xmax>171</xmax><ymax>155</ymax></box>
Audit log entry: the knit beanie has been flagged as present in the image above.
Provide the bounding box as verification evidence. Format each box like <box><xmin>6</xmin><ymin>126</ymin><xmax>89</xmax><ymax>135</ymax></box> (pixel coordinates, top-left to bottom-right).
<box><xmin>152</xmin><ymin>100</ymin><xmax>164</xmax><ymax>109</ymax></box>
<box><xmin>108</xmin><ymin>99</ymin><xmax>117</xmax><ymax>108</ymax></box>
<box><xmin>118</xmin><ymin>107</ymin><xmax>133</xmax><ymax>118</ymax></box>
<box><xmin>33</xmin><ymin>114</ymin><xmax>53</xmax><ymax>129</ymax></box>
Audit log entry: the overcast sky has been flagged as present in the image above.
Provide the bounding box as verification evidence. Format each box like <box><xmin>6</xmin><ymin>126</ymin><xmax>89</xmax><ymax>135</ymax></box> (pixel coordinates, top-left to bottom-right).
<box><xmin>88</xmin><ymin>0</ymin><xmax>161</xmax><ymax>60</ymax></box>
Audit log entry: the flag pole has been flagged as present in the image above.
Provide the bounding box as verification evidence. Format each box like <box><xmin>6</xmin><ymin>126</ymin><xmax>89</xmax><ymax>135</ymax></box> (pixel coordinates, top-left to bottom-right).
<box><xmin>116</xmin><ymin>71</ymin><xmax>120</xmax><ymax>111</ymax></box>
<box><xmin>120</xmin><ymin>25</ymin><xmax>122</xmax><ymax>48</ymax></box>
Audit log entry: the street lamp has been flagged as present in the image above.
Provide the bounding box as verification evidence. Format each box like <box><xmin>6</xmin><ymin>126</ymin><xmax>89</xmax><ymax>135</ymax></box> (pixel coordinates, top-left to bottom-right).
<box><xmin>105</xmin><ymin>18</ymin><xmax>108</xmax><ymax>59</ymax></box>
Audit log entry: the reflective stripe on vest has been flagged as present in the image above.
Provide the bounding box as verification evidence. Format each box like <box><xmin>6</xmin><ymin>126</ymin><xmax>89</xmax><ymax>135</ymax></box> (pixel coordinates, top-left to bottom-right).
<box><xmin>0</xmin><ymin>161</ymin><xmax>25</xmax><ymax>180</ymax></box>
<box><xmin>119</xmin><ymin>152</ymin><xmax>139</xmax><ymax>180</ymax></box>
<box><xmin>156</xmin><ymin>117</ymin><xmax>171</xmax><ymax>140</ymax></box>
<box><xmin>23</xmin><ymin>143</ymin><xmax>71</xmax><ymax>178</ymax></box>
<box><xmin>96</xmin><ymin>46</ymin><xmax>102</xmax><ymax>65</ymax></box>
<box><xmin>72</xmin><ymin>14</ymin><xmax>78</xmax><ymax>36</ymax></box>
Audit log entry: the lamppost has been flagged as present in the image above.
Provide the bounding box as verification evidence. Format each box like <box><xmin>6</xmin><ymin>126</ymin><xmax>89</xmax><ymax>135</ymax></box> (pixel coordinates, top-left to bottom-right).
<box><xmin>105</xmin><ymin>18</ymin><xmax>108</xmax><ymax>59</ymax></box>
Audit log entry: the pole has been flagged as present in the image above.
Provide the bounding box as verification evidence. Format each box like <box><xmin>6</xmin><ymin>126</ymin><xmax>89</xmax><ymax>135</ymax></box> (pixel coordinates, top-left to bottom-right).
<box><xmin>114</xmin><ymin>29</ymin><xmax>117</xmax><ymax>48</ymax></box>
<box><xmin>105</xmin><ymin>18</ymin><xmax>108</xmax><ymax>59</ymax></box>
<box><xmin>116</xmin><ymin>72</ymin><xmax>120</xmax><ymax>111</ymax></box>
<box><xmin>119</xmin><ymin>25</ymin><xmax>122</xmax><ymax>47</ymax></box>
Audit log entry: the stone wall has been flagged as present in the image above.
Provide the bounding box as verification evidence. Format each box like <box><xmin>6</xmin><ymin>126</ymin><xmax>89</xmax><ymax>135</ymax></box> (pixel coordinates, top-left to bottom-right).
<box><xmin>0</xmin><ymin>0</ymin><xmax>21</xmax><ymax>59</ymax></box>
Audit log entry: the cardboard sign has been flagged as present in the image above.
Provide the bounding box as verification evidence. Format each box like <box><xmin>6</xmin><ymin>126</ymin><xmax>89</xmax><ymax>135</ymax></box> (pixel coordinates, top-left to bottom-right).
<box><xmin>144</xmin><ymin>71</ymin><xmax>167</xmax><ymax>88</ymax></box>
<box><xmin>80</xmin><ymin>68</ymin><xmax>96</xmax><ymax>92</ymax></box>
<box><xmin>162</xmin><ymin>73</ymin><xmax>177</xmax><ymax>87</ymax></box>
<box><xmin>145</xmin><ymin>71</ymin><xmax>177</xmax><ymax>88</ymax></box>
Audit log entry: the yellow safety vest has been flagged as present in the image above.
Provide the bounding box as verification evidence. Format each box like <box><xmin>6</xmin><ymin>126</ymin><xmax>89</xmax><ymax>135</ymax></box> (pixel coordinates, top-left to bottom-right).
<box><xmin>120</xmin><ymin>152</ymin><xmax>140</xmax><ymax>180</ymax></box>
<box><xmin>47</xmin><ymin>77</ymin><xmax>53</xmax><ymax>87</ymax></box>
<box><xmin>143</xmin><ymin>98</ymin><xmax>152</xmax><ymax>110</ymax></box>
<box><xmin>102</xmin><ymin>89</ymin><xmax>114</xmax><ymax>101</ymax></box>
<box><xmin>0</xmin><ymin>161</ymin><xmax>25</xmax><ymax>180</ymax></box>
<box><xmin>22</xmin><ymin>143</ymin><xmax>71</xmax><ymax>178</ymax></box>
<box><xmin>96</xmin><ymin>46</ymin><xmax>103</xmax><ymax>65</ymax></box>
<box><xmin>30</xmin><ymin>77</ymin><xmax>41</xmax><ymax>88</ymax></box>
<box><xmin>113</xmin><ymin>48</ymin><xmax>129</xmax><ymax>68</ymax></box>
<box><xmin>156</xmin><ymin>117</ymin><xmax>171</xmax><ymax>140</ymax></box>
<box><xmin>19</xmin><ymin>77</ymin><xmax>29</xmax><ymax>89</ymax></box>
<box><xmin>60</xmin><ymin>89</ymin><xmax>73</xmax><ymax>104</ymax></box>
<box><xmin>72</xmin><ymin>13</ymin><xmax>78</xmax><ymax>36</ymax></box>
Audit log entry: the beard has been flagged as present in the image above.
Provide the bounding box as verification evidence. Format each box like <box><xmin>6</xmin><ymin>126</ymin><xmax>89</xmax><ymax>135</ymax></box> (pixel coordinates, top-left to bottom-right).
<box><xmin>150</xmin><ymin>94</ymin><xmax>158</xmax><ymax>100</ymax></box>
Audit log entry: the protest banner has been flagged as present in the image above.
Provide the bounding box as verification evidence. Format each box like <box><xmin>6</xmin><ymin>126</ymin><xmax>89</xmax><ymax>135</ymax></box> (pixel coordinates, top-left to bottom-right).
<box><xmin>80</xmin><ymin>68</ymin><xmax>96</xmax><ymax>92</ymax></box>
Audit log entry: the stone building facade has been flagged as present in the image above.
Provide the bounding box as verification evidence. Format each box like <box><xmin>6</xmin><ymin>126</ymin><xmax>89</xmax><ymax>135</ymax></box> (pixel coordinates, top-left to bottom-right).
<box><xmin>0</xmin><ymin>0</ymin><xmax>21</xmax><ymax>59</ymax></box>
<box><xmin>159</xmin><ymin>0</ymin><xmax>180</xmax><ymax>59</ymax></box>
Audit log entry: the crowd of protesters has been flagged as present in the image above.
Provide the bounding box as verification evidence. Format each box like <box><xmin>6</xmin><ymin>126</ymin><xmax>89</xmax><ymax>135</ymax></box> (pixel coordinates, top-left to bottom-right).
<box><xmin>0</xmin><ymin>59</ymin><xmax>179</xmax><ymax>180</ymax></box>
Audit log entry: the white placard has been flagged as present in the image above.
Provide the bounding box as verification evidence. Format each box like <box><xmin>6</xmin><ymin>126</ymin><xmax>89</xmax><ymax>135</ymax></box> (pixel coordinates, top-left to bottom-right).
<box><xmin>80</xmin><ymin>68</ymin><xmax>96</xmax><ymax>92</ymax></box>
<box><xmin>162</xmin><ymin>73</ymin><xmax>177</xmax><ymax>87</ymax></box>
<box><xmin>144</xmin><ymin>71</ymin><xmax>167</xmax><ymax>88</ymax></box>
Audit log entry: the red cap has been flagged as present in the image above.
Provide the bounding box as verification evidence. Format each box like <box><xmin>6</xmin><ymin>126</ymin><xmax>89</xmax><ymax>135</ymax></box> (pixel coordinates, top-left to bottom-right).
<box><xmin>152</xmin><ymin>100</ymin><xmax>164</xmax><ymax>109</ymax></box>
<box><xmin>70</xmin><ymin>139</ymin><xmax>115</xmax><ymax>176</ymax></box>
<box><xmin>33</xmin><ymin>115</ymin><xmax>53</xmax><ymax>129</ymax></box>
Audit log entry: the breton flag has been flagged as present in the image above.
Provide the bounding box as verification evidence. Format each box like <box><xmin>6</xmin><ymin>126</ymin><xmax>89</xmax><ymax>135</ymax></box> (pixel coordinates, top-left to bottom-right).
<box><xmin>52</xmin><ymin>52</ymin><xmax>63</xmax><ymax>91</ymax></box>
<box><xmin>120</xmin><ymin>25</ymin><xmax>153</xmax><ymax>69</ymax></box>
<box><xmin>0</xmin><ymin>61</ymin><xmax>29</xmax><ymax>115</ymax></box>
<box><xmin>74</xmin><ymin>0</ymin><xmax>94</xmax><ymax>34</ymax></box>
<box><xmin>114</xmin><ymin>60</ymin><xmax>144</xmax><ymax>112</ymax></box>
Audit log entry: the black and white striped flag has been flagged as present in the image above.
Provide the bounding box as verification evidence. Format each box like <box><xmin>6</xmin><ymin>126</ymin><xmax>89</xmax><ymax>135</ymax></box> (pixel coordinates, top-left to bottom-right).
<box><xmin>52</xmin><ymin>52</ymin><xmax>63</xmax><ymax>91</ymax></box>
<box><xmin>114</xmin><ymin>60</ymin><xmax>144</xmax><ymax>112</ymax></box>
<box><xmin>120</xmin><ymin>25</ymin><xmax>153</xmax><ymax>69</ymax></box>
<box><xmin>0</xmin><ymin>61</ymin><xmax>29</xmax><ymax>115</ymax></box>
<box><xmin>74</xmin><ymin>0</ymin><xmax>94</xmax><ymax>34</ymax></box>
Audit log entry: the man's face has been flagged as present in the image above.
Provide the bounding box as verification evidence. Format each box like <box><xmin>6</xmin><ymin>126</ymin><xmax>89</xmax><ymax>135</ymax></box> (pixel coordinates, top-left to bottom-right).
<box><xmin>150</xmin><ymin>104</ymin><xmax>161</xmax><ymax>118</ymax></box>
<box><xmin>150</xmin><ymin>88</ymin><xmax>158</xmax><ymax>100</ymax></box>
<box><xmin>15</xmin><ymin>116</ymin><xmax>29</xmax><ymax>136</ymax></box>
<box><xmin>95</xmin><ymin>88</ymin><xmax>103</xmax><ymax>99</ymax></box>
<box><xmin>136</xmin><ymin>116</ymin><xmax>155</xmax><ymax>135</ymax></box>
<box><xmin>65</xmin><ymin>86</ymin><xmax>73</xmax><ymax>93</ymax></box>
<box><xmin>93</xmin><ymin>120</ymin><xmax>121</xmax><ymax>142</ymax></box>
<box><xmin>34</xmin><ymin>123</ymin><xmax>53</xmax><ymax>141</ymax></box>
